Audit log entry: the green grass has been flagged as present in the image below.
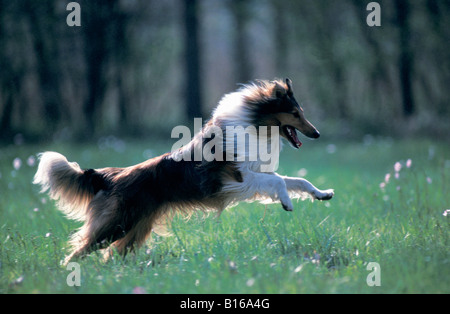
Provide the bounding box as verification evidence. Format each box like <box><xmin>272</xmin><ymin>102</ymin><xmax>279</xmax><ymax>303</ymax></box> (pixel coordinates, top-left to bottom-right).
<box><xmin>1</xmin><ymin>138</ymin><xmax>449</xmax><ymax>294</ymax></box>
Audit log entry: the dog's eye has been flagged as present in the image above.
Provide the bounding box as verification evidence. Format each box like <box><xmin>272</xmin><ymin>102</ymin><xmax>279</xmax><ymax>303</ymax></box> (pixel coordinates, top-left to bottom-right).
<box><xmin>293</xmin><ymin>112</ymin><xmax>300</xmax><ymax>118</ymax></box>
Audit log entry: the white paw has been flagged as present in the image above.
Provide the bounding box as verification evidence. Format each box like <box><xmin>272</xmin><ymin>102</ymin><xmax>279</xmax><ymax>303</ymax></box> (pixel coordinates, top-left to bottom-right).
<box><xmin>314</xmin><ymin>189</ymin><xmax>334</xmax><ymax>201</ymax></box>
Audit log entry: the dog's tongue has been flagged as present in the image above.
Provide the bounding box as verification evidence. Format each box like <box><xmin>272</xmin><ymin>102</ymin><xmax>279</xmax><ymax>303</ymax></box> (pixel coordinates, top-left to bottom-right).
<box><xmin>287</xmin><ymin>126</ymin><xmax>302</xmax><ymax>148</ymax></box>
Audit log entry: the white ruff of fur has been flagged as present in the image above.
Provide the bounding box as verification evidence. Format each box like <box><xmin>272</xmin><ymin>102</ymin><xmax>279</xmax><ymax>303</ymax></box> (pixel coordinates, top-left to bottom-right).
<box><xmin>203</xmin><ymin>85</ymin><xmax>313</xmax><ymax>208</ymax></box>
<box><xmin>213</xmin><ymin>87</ymin><xmax>280</xmax><ymax>170</ymax></box>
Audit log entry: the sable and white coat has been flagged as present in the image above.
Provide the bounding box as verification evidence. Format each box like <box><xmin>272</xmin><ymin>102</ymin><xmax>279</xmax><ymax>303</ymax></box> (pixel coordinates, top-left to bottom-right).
<box><xmin>34</xmin><ymin>78</ymin><xmax>334</xmax><ymax>264</ymax></box>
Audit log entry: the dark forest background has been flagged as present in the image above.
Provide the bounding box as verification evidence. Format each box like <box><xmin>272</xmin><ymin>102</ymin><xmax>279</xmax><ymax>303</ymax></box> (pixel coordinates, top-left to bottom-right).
<box><xmin>0</xmin><ymin>0</ymin><xmax>449</xmax><ymax>144</ymax></box>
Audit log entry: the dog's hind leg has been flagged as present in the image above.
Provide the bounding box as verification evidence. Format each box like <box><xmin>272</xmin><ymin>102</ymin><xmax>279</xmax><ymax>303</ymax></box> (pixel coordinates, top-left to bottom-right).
<box><xmin>63</xmin><ymin>219</ymin><xmax>120</xmax><ymax>265</ymax></box>
<box><xmin>106</xmin><ymin>213</ymin><xmax>155</xmax><ymax>260</ymax></box>
<box><xmin>63</xmin><ymin>192</ymin><xmax>123</xmax><ymax>265</ymax></box>
<box><xmin>279</xmin><ymin>175</ymin><xmax>334</xmax><ymax>201</ymax></box>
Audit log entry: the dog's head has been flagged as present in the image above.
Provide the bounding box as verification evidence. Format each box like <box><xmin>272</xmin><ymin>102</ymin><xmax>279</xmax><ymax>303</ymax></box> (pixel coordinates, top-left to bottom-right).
<box><xmin>246</xmin><ymin>78</ymin><xmax>320</xmax><ymax>149</ymax></box>
<box><xmin>274</xmin><ymin>78</ymin><xmax>320</xmax><ymax>148</ymax></box>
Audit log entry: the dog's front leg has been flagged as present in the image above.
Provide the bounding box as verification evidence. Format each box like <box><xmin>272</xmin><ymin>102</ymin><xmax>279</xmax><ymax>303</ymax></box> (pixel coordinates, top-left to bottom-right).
<box><xmin>243</xmin><ymin>172</ymin><xmax>294</xmax><ymax>211</ymax></box>
<box><xmin>279</xmin><ymin>175</ymin><xmax>334</xmax><ymax>201</ymax></box>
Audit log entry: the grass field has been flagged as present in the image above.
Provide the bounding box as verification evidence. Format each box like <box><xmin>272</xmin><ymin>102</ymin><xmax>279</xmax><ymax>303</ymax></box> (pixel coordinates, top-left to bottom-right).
<box><xmin>1</xmin><ymin>137</ymin><xmax>449</xmax><ymax>294</ymax></box>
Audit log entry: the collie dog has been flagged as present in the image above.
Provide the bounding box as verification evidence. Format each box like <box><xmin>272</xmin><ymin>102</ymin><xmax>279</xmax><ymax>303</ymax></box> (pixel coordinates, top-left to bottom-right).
<box><xmin>34</xmin><ymin>78</ymin><xmax>334</xmax><ymax>264</ymax></box>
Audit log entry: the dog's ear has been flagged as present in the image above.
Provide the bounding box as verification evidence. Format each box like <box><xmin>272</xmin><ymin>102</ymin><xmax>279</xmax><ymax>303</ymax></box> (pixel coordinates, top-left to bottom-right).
<box><xmin>272</xmin><ymin>81</ymin><xmax>286</xmax><ymax>99</ymax></box>
<box><xmin>285</xmin><ymin>78</ymin><xmax>293</xmax><ymax>94</ymax></box>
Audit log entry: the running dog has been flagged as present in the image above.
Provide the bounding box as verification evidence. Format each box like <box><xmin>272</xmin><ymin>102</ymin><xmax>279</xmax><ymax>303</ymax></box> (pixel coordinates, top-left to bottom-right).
<box><xmin>34</xmin><ymin>78</ymin><xmax>334</xmax><ymax>264</ymax></box>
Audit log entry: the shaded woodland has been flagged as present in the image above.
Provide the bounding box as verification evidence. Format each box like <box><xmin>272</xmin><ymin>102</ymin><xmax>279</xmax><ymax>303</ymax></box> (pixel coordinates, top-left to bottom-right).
<box><xmin>0</xmin><ymin>0</ymin><xmax>449</xmax><ymax>143</ymax></box>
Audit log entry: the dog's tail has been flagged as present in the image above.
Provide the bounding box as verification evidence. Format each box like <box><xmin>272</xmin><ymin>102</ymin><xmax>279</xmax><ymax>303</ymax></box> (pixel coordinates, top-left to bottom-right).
<box><xmin>33</xmin><ymin>152</ymin><xmax>103</xmax><ymax>222</ymax></box>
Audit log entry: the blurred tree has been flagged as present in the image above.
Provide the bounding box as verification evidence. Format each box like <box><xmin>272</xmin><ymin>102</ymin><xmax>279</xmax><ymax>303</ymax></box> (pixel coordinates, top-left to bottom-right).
<box><xmin>183</xmin><ymin>0</ymin><xmax>203</xmax><ymax>120</ymax></box>
<box><xmin>230</xmin><ymin>0</ymin><xmax>252</xmax><ymax>83</ymax></box>
<box><xmin>271</xmin><ymin>0</ymin><xmax>289</xmax><ymax>74</ymax></box>
<box><xmin>110</xmin><ymin>0</ymin><xmax>131</xmax><ymax>133</ymax></box>
<box><xmin>0</xmin><ymin>0</ymin><xmax>448</xmax><ymax>142</ymax></box>
<box><xmin>423</xmin><ymin>0</ymin><xmax>450</xmax><ymax>116</ymax></box>
<box><xmin>82</xmin><ymin>1</ymin><xmax>112</xmax><ymax>137</ymax></box>
<box><xmin>0</xmin><ymin>0</ymin><xmax>13</xmax><ymax>138</ymax></box>
<box><xmin>394</xmin><ymin>0</ymin><xmax>415</xmax><ymax>117</ymax></box>
<box><xmin>294</xmin><ymin>0</ymin><xmax>350</xmax><ymax>120</ymax></box>
<box><xmin>26</xmin><ymin>0</ymin><xmax>64</xmax><ymax>133</ymax></box>
<box><xmin>347</xmin><ymin>0</ymin><xmax>397</xmax><ymax>123</ymax></box>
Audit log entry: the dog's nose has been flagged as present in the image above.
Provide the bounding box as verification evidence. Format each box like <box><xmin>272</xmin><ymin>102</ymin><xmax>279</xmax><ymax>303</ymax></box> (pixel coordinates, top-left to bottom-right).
<box><xmin>312</xmin><ymin>130</ymin><xmax>320</xmax><ymax>139</ymax></box>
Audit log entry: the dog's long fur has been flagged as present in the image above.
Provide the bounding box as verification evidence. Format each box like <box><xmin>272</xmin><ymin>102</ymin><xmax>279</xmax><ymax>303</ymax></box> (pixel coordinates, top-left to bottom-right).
<box><xmin>34</xmin><ymin>78</ymin><xmax>334</xmax><ymax>265</ymax></box>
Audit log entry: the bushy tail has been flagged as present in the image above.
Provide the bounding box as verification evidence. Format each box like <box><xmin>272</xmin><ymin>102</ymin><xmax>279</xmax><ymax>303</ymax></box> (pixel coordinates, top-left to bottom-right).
<box><xmin>33</xmin><ymin>152</ymin><xmax>96</xmax><ymax>222</ymax></box>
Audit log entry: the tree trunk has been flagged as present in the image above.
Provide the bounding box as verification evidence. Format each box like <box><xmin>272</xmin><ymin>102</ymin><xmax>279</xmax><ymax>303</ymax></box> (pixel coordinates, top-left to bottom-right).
<box><xmin>0</xmin><ymin>82</ymin><xmax>16</xmax><ymax>139</ymax></box>
<box><xmin>82</xmin><ymin>1</ymin><xmax>110</xmax><ymax>136</ymax></box>
<box><xmin>183</xmin><ymin>0</ymin><xmax>203</xmax><ymax>120</ymax></box>
<box><xmin>272</xmin><ymin>0</ymin><xmax>288</xmax><ymax>74</ymax></box>
<box><xmin>230</xmin><ymin>0</ymin><xmax>252</xmax><ymax>84</ymax></box>
<box><xmin>394</xmin><ymin>0</ymin><xmax>415</xmax><ymax>117</ymax></box>
<box><xmin>27</xmin><ymin>0</ymin><xmax>62</xmax><ymax>133</ymax></box>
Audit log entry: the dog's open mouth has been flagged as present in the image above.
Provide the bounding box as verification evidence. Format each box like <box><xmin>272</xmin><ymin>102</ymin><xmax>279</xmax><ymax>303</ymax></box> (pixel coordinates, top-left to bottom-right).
<box><xmin>282</xmin><ymin>125</ymin><xmax>302</xmax><ymax>149</ymax></box>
